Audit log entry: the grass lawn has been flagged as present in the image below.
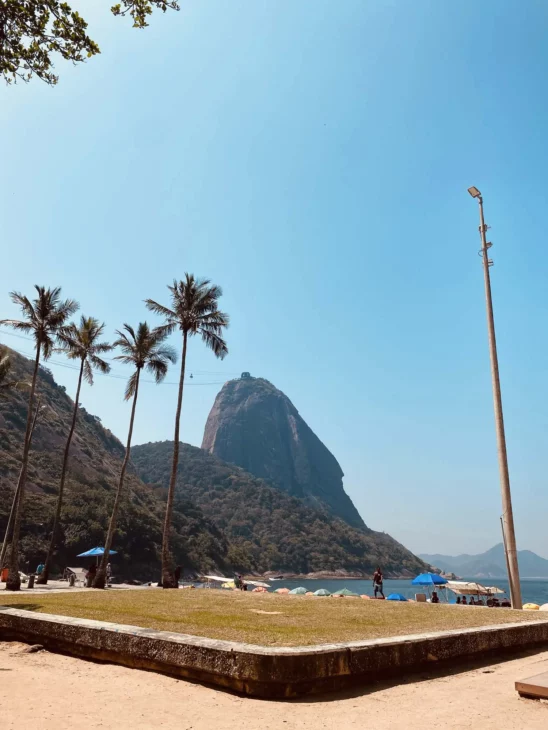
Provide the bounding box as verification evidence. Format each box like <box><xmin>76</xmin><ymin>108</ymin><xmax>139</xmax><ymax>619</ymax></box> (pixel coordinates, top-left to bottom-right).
<box><xmin>0</xmin><ymin>589</ymin><xmax>543</xmax><ymax>647</ymax></box>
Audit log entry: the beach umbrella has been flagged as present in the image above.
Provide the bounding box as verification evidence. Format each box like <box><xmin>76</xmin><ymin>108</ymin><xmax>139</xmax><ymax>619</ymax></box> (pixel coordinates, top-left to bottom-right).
<box><xmin>332</xmin><ymin>588</ymin><xmax>359</xmax><ymax>597</ymax></box>
<box><xmin>289</xmin><ymin>586</ymin><xmax>307</xmax><ymax>595</ymax></box>
<box><xmin>274</xmin><ymin>587</ymin><xmax>290</xmax><ymax>594</ymax></box>
<box><xmin>77</xmin><ymin>547</ymin><xmax>117</xmax><ymax>557</ymax></box>
<box><xmin>313</xmin><ymin>588</ymin><xmax>331</xmax><ymax>596</ymax></box>
<box><xmin>539</xmin><ymin>604</ymin><xmax>548</xmax><ymax>611</ymax></box>
<box><xmin>411</xmin><ymin>572</ymin><xmax>447</xmax><ymax>586</ymax></box>
<box><xmin>523</xmin><ymin>603</ymin><xmax>540</xmax><ymax>610</ymax></box>
<box><xmin>387</xmin><ymin>593</ymin><xmax>408</xmax><ymax>602</ymax></box>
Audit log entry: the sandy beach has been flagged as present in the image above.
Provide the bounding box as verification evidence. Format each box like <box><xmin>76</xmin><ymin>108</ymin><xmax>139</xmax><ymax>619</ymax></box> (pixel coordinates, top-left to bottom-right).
<box><xmin>1</xmin><ymin>641</ymin><xmax>547</xmax><ymax>729</ymax></box>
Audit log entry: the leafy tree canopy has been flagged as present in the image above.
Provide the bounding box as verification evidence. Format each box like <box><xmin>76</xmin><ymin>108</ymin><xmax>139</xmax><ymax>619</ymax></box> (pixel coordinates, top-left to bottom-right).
<box><xmin>0</xmin><ymin>0</ymin><xmax>180</xmax><ymax>85</ymax></box>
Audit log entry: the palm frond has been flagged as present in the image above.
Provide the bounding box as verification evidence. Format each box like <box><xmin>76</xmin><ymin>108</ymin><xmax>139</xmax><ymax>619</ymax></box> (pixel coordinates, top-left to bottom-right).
<box><xmin>9</xmin><ymin>292</ymin><xmax>36</xmax><ymax>321</ymax></box>
<box><xmin>89</xmin><ymin>354</ymin><xmax>110</xmax><ymax>375</ymax></box>
<box><xmin>200</xmin><ymin>329</ymin><xmax>228</xmax><ymax>359</ymax></box>
<box><xmin>154</xmin><ymin>344</ymin><xmax>177</xmax><ymax>364</ymax></box>
<box><xmin>0</xmin><ymin>319</ymin><xmax>34</xmax><ymax>333</ymax></box>
<box><xmin>93</xmin><ymin>341</ymin><xmax>112</xmax><ymax>355</ymax></box>
<box><xmin>145</xmin><ymin>298</ymin><xmax>177</xmax><ymax>322</ymax></box>
<box><xmin>83</xmin><ymin>359</ymin><xmax>94</xmax><ymax>385</ymax></box>
<box><xmin>151</xmin><ymin>322</ymin><xmax>177</xmax><ymax>339</ymax></box>
<box><xmin>124</xmin><ymin>370</ymin><xmax>139</xmax><ymax>401</ymax></box>
<box><xmin>146</xmin><ymin>357</ymin><xmax>169</xmax><ymax>383</ymax></box>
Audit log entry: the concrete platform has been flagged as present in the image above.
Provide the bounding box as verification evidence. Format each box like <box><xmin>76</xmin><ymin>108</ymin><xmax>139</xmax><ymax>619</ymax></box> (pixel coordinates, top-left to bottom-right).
<box><xmin>2</xmin><ymin>606</ymin><xmax>548</xmax><ymax>698</ymax></box>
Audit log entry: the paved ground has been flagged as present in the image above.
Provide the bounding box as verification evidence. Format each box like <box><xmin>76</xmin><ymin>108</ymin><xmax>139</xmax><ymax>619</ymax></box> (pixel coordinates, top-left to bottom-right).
<box><xmin>1</xmin><ymin>641</ymin><xmax>548</xmax><ymax>729</ymax></box>
<box><xmin>0</xmin><ymin>580</ymin><xmax>148</xmax><ymax>595</ymax></box>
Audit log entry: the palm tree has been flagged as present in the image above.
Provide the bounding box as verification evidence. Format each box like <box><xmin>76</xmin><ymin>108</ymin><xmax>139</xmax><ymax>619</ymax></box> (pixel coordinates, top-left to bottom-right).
<box><xmin>0</xmin><ymin>286</ymin><xmax>78</xmax><ymax>590</ymax></box>
<box><xmin>0</xmin><ymin>397</ymin><xmax>42</xmax><ymax>573</ymax></box>
<box><xmin>146</xmin><ymin>274</ymin><xmax>228</xmax><ymax>588</ymax></box>
<box><xmin>93</xmin><ymin>323</ymin><xmax>176</xmax><ymax>588</ymax></box>
<box><xmin>37</xmin><ymin>316</ymin><xmax>111</xmax><ymax>584</ymax></box>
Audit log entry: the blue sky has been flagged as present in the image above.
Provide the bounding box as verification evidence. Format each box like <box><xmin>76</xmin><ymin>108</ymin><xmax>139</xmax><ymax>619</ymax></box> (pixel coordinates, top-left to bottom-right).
<box><xmin>2</xmin><ymin>0</ymin><xmax>548</xmax><ymax>558</ymax></box>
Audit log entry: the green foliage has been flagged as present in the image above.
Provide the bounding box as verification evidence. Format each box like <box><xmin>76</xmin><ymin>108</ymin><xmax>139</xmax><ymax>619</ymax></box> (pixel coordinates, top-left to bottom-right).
<box><xmin>0</xmin><ymin>348</ymin><xmax>223</xmax><ymax>579</ymax></box>
<box><xmin>0</xmin><ymin>347</ymin><xmax>426</xmax><ymax>579</ymax></box>
<box><xmin>145</xmin><ymin>274</ymin><xmax>229</xmax><ymax>358</ymax></box>
<box><xmin>0</xmin><ymin>0</ymin><xmax>180</xmax><ymax>85</ymax></box>
<box><xmin>132</xmin><ymin>441</ymin><xmax>428</xmax><ymax>576</ymax></box>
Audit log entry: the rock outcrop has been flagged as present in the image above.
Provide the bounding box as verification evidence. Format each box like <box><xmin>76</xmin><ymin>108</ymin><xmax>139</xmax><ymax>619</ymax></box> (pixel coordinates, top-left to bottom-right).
<box><xmin>202</xmin><ymin>375</ymin><xmax>365</xmax><ymax>529</ymax></box>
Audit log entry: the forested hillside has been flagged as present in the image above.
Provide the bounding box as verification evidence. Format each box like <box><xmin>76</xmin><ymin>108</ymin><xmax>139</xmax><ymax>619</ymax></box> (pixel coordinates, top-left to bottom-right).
<box><xmin>0</xmin><ymin>348</ymin><xmax>426</xmax><ymax>578</ymax></box>
<box><xmin>132</xmin><ymin>441</ymin><xmax>426</xmax><ymax>576</ymax></box>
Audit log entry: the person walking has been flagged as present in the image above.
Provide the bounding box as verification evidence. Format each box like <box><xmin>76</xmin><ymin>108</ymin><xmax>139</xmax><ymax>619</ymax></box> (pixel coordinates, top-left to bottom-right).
<box><xmin>106</xmin><ymin>562</ymin><xmax>112</xmax><ymax>586</ymax></box>
<box><xmin>373</xmin><ymin>567</ymin><xmax>385</xmax><ymax>598</ymax></box>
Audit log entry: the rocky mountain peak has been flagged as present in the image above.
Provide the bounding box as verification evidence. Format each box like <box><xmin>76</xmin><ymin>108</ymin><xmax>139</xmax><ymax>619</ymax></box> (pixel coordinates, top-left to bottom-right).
<box><xmin>201</xmin><ymin>375</ymin><xmax>366</xmax><ymax>529</ymax></box>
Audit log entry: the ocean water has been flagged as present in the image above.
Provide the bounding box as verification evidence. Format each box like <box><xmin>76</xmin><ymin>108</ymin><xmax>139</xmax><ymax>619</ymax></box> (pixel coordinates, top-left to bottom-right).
<box><xmin>265</xmin><ymin>577</ymin><xmax>548</xmax><ymax>605</ymax></box>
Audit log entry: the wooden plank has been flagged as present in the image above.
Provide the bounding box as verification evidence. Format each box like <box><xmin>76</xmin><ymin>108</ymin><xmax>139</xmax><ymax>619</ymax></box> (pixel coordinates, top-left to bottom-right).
<box><xmin>516</xmin><ymin>671</ymin><xmax>548</xmax><ymax>699</ymax></box>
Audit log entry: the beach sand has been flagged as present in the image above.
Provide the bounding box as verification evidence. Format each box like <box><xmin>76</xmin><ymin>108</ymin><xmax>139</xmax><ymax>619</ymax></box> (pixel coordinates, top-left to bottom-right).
<box><xmin>1</xmin><ymin>641</ymin><xmax>548</xmax><ymax>729</ymax></box>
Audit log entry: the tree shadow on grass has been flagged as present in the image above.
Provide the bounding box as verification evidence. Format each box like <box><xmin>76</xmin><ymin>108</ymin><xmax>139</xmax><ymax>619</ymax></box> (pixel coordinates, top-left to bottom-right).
<box><xmin>0</xmin><ymin>604</ymin><xmax>42</xmax><ymax>612</ymax></box>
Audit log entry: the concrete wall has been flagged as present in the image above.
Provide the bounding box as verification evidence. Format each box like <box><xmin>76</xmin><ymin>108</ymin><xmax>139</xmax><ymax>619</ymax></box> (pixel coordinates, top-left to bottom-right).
<box><xmin>1</xmin><ymin>606</ymin><xmax>548</xmax><ymax>698</ymax></box>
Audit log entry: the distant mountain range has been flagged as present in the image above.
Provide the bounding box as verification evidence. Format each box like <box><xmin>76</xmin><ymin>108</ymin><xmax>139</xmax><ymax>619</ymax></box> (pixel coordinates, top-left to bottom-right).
<box><xmin>419</xmin><ymin>543</ymin><xmax>548</xmax><ymax>579</ymax></box>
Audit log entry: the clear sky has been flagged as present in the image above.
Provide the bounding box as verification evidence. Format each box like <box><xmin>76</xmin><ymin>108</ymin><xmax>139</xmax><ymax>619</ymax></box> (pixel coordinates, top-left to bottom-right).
<box><xmin>2</xmin><ymin>0</ymin><xmax>548</xmax><ymax>558</ymax></box>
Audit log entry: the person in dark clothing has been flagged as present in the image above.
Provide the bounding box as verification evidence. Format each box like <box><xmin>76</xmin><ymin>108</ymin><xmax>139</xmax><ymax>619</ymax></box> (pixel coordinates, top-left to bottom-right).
<box><xmin>373</xmin><ymin>567</ymin><xmax>384</xmax><ymax>598</ymax></box>
<box><xmin>86</xmin><ymin>563</ymin><xmax>97</xmax><ymax>588</ymax></box>
<box><xmin>174</xmin><ymin>566</ymin><xmax>181</xmax><ymax>587</ymax></box>
<box><xmin>431</xmin><ymin>591</ymin><xmax>440</xmax><ymax>604</ymax></box>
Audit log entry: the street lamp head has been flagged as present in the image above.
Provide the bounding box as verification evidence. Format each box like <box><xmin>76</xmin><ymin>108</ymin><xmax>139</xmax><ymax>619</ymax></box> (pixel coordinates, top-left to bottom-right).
<box><xmin>468</xmin><ymin>186</ymin><xmax>481</xmax><ymax>199</ymax></box>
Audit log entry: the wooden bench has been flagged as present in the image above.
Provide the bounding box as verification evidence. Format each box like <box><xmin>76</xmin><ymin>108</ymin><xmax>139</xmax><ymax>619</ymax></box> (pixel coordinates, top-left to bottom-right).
<box><xmin>516</xmin><ymin>671</ymin><xmax>548</xmax><ymax>699</ymax></box>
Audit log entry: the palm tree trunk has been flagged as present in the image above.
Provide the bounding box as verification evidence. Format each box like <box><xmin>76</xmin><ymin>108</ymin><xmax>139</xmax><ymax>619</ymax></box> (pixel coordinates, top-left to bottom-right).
<box><xmin>5</xmin><ymin>347</ymin><xmax>41</xmax><ymax>591</ymax></box>
<box><xmin>37</xmin><ymin>359</ymin><xmax>84</xmax><ymax>584</ymax></box>
<box><xmin>93</xmin><ymin>370</ymin><xmax>141</xmax><ymax>589</ymax></box>
<box><xmin>0</xmin><ymin>400</ymin><xmax>42</xmax><ymax>572</ymax></box>
<box><xmin>161</xmin><ymin>332</ymin><xmax>187</xmax><ymax>588</ymax></box>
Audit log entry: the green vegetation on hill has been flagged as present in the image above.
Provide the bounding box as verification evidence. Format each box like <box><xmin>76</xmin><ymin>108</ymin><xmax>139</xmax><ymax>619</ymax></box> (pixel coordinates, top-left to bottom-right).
<box><xmin>0</xmin><ymin>347</ymin><xmax>426</xmax><ymax>578</ymax></box>
<box><xmin>0</xmin><ymin>349</ymin><xmax>227</xmax><ymax>578</ymax></box>
<box><xmin>132</xmin><ymin>441</ymin><xmax>427</xmax><ymax>576</ymax></box>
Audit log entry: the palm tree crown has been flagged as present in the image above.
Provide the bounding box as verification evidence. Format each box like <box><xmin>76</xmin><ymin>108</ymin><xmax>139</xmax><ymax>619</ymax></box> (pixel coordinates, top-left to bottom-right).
<box><xmin>145</xmin><ymin>274</ymin><xmax>229</xmax><ymax>358</ymax></box>
<box><xmin>1</xmin><ymin>285</ymin><xmax>79</xmax><ymax>359</ymax></box>
<box><xmin>58</xmin><ymin>316</ymin><xmax>112</xmax><ymax>383</ymax></box>
<box><xmin>113</xmin><ymin>322</ymin><xmax>177</xmax><ymax>400</ymax></box>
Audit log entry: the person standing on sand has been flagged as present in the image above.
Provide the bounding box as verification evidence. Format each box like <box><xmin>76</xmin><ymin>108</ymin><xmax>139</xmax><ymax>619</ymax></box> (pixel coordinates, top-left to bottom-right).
<box><xmin>106</xmin><ymin>562</ymin><xmax>112</xmax><ymax>585</ymax></box>
<box><xmin>174</xmin><ymin>566</ymin><xmax>181</xmax><ymax>587</ymax></box>
<box><xmin>373</xmin><ymin>567</ymin><xmax>384</xmax><ymax>598</ymax></box>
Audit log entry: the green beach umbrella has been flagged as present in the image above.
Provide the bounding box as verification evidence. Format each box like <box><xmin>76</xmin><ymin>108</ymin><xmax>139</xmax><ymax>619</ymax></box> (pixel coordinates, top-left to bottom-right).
<box><xmin>313</xmin><ymin>588</ymin><xmax>331</xmax><ymax>596</ymax></box>
<box><xmin>332</xmin><ymin>588</ymin><xmax>359</xmax><ymax>597</ymax></box>
<box><xmin>289</xmin><ymin>586</ymin><xmax>307</xmax><ymax>595</ymax></box>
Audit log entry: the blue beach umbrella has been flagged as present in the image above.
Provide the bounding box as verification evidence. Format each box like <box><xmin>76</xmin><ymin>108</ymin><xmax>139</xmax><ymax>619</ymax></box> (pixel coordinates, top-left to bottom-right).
<box><xmin>77</xmin><ymin>547</ymin><xmax>117</xmax><ymax>557</ymax></box>
<box><xmin>411</xmin><ymin>572</ymin><xmax>447</xmax><ymax>586</ymax></box>
<box><xmin>387</xmin><ymin>593</ymin><xmax>408</xmax><ymax>602</ymax></box>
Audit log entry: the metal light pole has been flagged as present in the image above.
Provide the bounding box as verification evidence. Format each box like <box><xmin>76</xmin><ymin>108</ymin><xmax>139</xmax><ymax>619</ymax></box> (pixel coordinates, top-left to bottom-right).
<box><xmin>468</xmin><ymin>186</ymin><xmax>522</xmax><ymax>609</ymax></box>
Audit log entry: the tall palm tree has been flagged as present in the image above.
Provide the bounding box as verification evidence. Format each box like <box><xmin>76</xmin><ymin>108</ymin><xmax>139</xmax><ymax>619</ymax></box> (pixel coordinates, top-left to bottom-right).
<box><xmin>0</xmin><ymin>286</ymin><xmax>78</xmax><ymax>590</ymax></box>
<box><xmin>37</xmin><ymin>316</ymin><xmax>111</xmax><ymax>584</ymax></box>
<box><xmin>93</xmin><ymin>323</ymin><xmax>176</xmax><ymax>588</ymax></box>
<box><xmin>0</xmin><ymin>398</ymin><xmax>42</xmax><ymax>573</ymax></box>
<box><xmin>146</xmin><ymin>274</ymin><xmax>228</xmax><ymax>588</ymax></box>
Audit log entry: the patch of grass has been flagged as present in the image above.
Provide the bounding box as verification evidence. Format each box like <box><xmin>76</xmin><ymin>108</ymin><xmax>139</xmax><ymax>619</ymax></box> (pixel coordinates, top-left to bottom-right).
<box><xmin>0</xmin><ymin>590</ymin><xmax>543</xmax><ymax>647</ymax></box>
